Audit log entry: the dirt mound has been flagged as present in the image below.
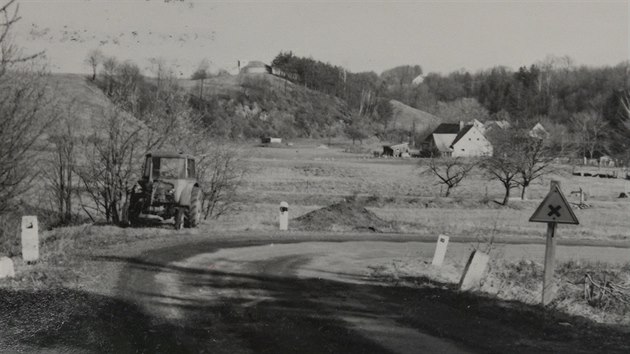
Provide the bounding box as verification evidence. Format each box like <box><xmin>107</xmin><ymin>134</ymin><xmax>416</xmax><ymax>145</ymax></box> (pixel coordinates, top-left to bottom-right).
<box><xmin>293</xmin><ymin>200</ymin><xmax>397</xmax><ymax>233</ymax></box>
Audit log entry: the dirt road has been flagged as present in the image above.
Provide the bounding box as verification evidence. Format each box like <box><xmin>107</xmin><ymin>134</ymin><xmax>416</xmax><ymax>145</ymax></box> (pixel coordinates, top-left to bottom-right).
<box><xmin>1</xmin><ymin>234</ymin><xmax>629</xmax><ymax>353</ymax></box>
<box><xmin>110</xmin><ymin>237</ymin><xmax>628</xmax><ymax>353</ymax></box>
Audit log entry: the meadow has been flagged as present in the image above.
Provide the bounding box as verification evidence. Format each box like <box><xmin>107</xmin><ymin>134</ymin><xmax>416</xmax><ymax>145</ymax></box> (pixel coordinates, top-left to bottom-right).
<box><xmin>217</xmin><ymin>140</ymin><xmax>630</xmax><ymax>244</ymax></box>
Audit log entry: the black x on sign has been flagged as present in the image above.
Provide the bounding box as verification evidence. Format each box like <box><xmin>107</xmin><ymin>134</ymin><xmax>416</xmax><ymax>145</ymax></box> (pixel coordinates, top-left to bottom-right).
<box><xmin>530</xmin><ymin>186</ymin><xmax>579</xmax><ymax>224</ymax></box>
<box><xmin>547</xmin><ymin>205</ymin><xmax>561</xmax><ymax>217</ymax></box>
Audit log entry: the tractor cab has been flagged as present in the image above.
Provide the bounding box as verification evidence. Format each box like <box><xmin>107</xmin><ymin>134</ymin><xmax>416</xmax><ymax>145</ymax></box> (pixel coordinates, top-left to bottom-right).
<box><xmin>124</xmin><ymin>152</ymin><xmax>203</xmax><ymax>229</ymax></box>
<box><xmin>142</xmin><ymin>152</ymin><xmax>196</xmax><ymax>181</ymax></box>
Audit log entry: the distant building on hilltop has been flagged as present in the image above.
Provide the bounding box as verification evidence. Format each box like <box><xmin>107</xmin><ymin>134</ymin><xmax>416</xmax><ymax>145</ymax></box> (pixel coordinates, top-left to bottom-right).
<box><xmin>239</xmin><ymin>60</ymin><xmax>272</xmax><ymax>74</ymax></box>
<box><xmin>422</xmin><ymin>121</ymin><xmax>492</xmax><ymax>157</ymax></box>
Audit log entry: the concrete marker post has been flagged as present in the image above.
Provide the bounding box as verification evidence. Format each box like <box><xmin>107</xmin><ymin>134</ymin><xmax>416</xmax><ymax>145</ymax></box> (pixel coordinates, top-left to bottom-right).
<box><xmin>0</xmin><ymin>256</ymin><xmax>15</xmax><ymax>279</ymax></box>
<box><xmin>279</xmin><ymin>201</ymin><xmax>288</xmax><ymax>231</ymax></box>
<box><xmin>21</xmin><ymin>216</ymin><xmax>39</xmax><ymax>263</ymax></box>
<box><xmin>459</xmin><ymin>250</ymin><xmax>490</xmax><ymax>291</ymax></box>
<box><xmin>431</xmin><ymin>234</ymin><xmax>449</xmax><ymax>267</ymax></box>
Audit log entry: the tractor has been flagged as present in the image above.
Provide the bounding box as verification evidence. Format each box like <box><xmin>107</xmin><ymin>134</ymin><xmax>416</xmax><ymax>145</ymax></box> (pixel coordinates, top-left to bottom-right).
<box><xmin>122</xmin><ymin>152</ymin><xmax>203</xmax><ymax>229</ymax></box>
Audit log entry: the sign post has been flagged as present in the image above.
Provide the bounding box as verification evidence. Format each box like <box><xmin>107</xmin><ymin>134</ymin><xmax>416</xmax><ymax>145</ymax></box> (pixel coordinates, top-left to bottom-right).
<box><xmin>529</xmin><ymin>180</ymin><xmax>579</xmax><ymax>305</ymax></box>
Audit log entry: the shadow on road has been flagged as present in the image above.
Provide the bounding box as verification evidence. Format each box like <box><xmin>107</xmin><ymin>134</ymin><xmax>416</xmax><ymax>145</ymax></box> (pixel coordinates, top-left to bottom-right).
<box><xmin>1</xmin><ymin>250</ymin><xmax>628</xmax><ymax>353</ymax></box>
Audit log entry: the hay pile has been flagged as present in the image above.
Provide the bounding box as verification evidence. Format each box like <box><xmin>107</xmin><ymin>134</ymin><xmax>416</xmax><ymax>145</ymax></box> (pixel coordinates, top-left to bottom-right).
<box><xmin>293</xmin><ymin>200</ymin><xmax>397</xmax><ymax>233</ymax></box>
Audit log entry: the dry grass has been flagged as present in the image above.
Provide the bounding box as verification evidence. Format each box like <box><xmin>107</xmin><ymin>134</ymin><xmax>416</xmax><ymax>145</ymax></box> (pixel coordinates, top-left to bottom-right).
<box><xmin>217</xmin><ymin>142</ymin><xmax>630</xmax><ymax>242</ymax></box>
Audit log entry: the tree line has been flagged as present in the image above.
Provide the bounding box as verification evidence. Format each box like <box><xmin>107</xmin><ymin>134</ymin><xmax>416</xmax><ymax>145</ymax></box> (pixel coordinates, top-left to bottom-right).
<box><xmin>271</xmin><ymin>52</ymin><xmax>630</xmax><ymax>160</ymax></box>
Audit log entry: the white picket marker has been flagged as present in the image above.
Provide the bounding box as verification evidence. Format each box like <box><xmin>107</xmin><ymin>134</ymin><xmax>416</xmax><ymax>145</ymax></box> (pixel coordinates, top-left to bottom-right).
<box><xmin>21</xmin><ymin>216</ymin><xmax>39</xmax><ymax>262</ymax></box>
<box><xmin>279</xmin><ymin>202</ymin><xmax>289</xmax><ymax>231</ymax></box>
<box><xmin>431</xmin><ymin>234</ymin><xmax>449</xmax><ymax>267</ymax></box>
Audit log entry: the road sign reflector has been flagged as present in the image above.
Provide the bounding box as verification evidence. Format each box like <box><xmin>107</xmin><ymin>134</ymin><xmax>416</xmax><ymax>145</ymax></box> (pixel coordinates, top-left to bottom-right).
<box><xmin>529</xmin><ymin>185</ymin><xmax>579</xmax><ymax>224</ymax></box>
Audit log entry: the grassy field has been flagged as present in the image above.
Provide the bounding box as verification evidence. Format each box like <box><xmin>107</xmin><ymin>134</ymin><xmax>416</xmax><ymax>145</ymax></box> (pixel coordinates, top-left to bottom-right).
<box><xmin>215</xmin><ymin>140</ymin><xmax>630</xmax><ymax>243</ymax></box>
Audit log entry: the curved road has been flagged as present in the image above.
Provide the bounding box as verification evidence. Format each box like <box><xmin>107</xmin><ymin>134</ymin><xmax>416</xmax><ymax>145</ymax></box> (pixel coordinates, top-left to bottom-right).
<box><xmin>100</xmin><ymin>236</ymin><xmax>629</xmax><ymax>354</ymax></box>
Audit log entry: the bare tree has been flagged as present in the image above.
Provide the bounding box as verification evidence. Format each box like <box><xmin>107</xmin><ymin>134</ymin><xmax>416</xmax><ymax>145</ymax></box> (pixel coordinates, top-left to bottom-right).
<box><xmin>570</xmin><ymin>110</ymin><xmax>608</xmax><ymax>159</ymax></box>
<box><xmin>482</xmin><ymin>128</ymin><xmax>522</xmax><ymax>205</ymax></box>
<box><xmin>514</xmin><ymin>133</ymin><xmax>554</xmax><ymax>200</ymax></box>
<box><xmin>41</xmin><ymin>113</ymin><xmax>77</xmax><ymax>224</ymax></box>
<box><xmin>84</xmin><ymin>48</ymin><xmax>103</xmax><ymax>81</ymax></box>
<box><xmin>423</xmin><ymin>157</ymin><xmax>475</xmax><ymax>197</ymax></box>
<box><xmin>76</xmin><ymin>108</ymin><xmax>143</xmax><ymax>223</ymax></box>
<box><xmin>101</xmin><ymin>56</ymin><xmax>118</xmax><ymax>96</ymax></box>
<box><xmin>170</xmin><ymin>112</ymin><xmax>248</xmax><ymax>220</ymax></box>
<box><xmin>198</xmin><ymin>143</ymin><xmax>248</xmax><ymax>219</ymax></box>
<box><xmin>191</xmin><ymin>59</ymin><xmax>210</xmax><ymax>98</ymax></box>
<box><xmin>0</xmin><ymin>0</ymin><xmax>53</xmax><ymax>213</ymax></box>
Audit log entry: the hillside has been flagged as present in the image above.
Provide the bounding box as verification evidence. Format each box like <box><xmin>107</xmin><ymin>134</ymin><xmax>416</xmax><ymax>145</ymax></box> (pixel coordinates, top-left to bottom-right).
<box><xmin>45</xmin><ymin>73</ymin><xmax>144</xmax><ymax>136</ymax></box>
<box><xmin>180</xmin><ymin>73</ymin><xmax>352</xmax><ymax>139</ymax></box>
<box><xmin>388</xmin><ymin>99</ymin><xmax>441</xmax><ymax>138</ymax></box>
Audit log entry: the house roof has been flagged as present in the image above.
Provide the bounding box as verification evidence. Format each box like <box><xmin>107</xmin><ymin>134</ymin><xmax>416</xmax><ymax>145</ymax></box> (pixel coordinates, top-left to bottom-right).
<box><xmin>432</xmin><ymin>123</ymin><xmax>461</xmax><ymax>134</ymax></box>
<box><xmin>484</xmin><ymin>120</ymin><xmax>510</xmax><ymax>130</ymax></box>
<box><xmin>383</xmin><ymin>142</ymin><xmax>409</xmax><ymax>149</ymax></box>
<box><xmin>432</xmin><ymin>134</ymin><xmax>457</xmax><ymax>152</ymax></box>
<box><xmin>450</xmin><ymin>125</ymin><xmax>474</xmax><ymax>146</ymax></box>
<box><xmin>529</xmin><ymin>123</ymin><xmax>549</xmax><ymax>139</ymax></box>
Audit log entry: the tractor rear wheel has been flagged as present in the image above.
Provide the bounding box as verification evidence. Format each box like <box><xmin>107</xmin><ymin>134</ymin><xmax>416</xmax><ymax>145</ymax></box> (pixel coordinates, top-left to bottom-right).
<box><xmin>185</xmin><ymin>187</ymin><xmax>202</xmax><ymax>228</ymax></box>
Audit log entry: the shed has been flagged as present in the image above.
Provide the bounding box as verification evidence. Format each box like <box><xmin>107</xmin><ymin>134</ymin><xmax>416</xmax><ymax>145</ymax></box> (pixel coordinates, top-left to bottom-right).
<box><xmin>382</xmin><ymin>143</ymin><xmax>410</xmax><ymax>157</ymax></box>
<box><xmin>261</xmin><ymin>137</ymin><xmax>282</xmax><ymax>144</ymax></box>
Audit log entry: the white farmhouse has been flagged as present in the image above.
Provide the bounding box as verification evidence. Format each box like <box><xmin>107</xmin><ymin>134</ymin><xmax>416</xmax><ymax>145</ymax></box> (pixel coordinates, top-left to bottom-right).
<box><xmin>450</xmin><ymin>123</ymin><xmax>493</xmax><ymax>157</ymax></box>
<box><xmin>423</xmin><ymin>121</ymin><xmax>492</xmax><ymax>157</ymax></box>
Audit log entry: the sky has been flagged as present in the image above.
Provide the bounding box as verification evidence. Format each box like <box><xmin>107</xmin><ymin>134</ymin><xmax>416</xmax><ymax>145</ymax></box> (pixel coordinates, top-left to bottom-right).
<box><xmin>13</xmin><ymin>0</ymin><xmax>630</xmax><ymax>77</ymax></box>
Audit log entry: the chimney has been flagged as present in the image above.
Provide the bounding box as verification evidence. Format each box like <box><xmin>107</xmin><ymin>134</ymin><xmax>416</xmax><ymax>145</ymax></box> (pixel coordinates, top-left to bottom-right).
<box><xmin>459</xmin><ymin>120</ymin><xmax>465</xmax><ymax>131</ymax></box>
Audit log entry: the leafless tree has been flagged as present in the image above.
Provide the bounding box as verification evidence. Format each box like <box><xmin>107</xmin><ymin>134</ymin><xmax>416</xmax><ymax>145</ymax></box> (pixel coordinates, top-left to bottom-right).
<box><xmin>482</xmin><ymin>129</ymin><xmax>523</xmax><ymax>205</ymax></box>
<box><xmin>41</xmin><ymin>112</ymin><xmax>77</xmax><ymax>224</ymax></box>
<box><xmin>0</xmin><ymin>0</ymin><xmax>53</xmax><ymax>213</ymax></box>
<box><xmin>570</xmin><ymin>110</ymin><xmax>608</xmax><ymax>159</ymax></box>
<box><xmin>423</xmin><ymin>157</ymin><xmax>475</xmax><ymax>197</ymax></box>
<box><xmin>198</xmin><ymin>143</ymin><xmax>248</xmax><ymax>219</ymax></box>
<box><xmin>191</xmin><ymin>58</ymin><xmax>210</xmax><ymax>98</ymax></box>
<box><xmin>76</xmin><ymin>107</ymin><xmax>143</xmax><ymax>223</ymax></box>
<box><xmin>101</xmin><ymin>56</ymin><xmax>118</xmax><ymax>96</ymax></box>
<box><xmin>514</xmin><ymin>134</ymin><xmax>555</xmax><ymax>200</ymax></box>
<box><xmin>84</xmin><ymin>48</ymin><xmax>103</xmax><ymax>81</ymax></box>
<box><xmin>483</xmin><ymin>128</ymin><xmax>555</xmax><ymax>204</ymax></box>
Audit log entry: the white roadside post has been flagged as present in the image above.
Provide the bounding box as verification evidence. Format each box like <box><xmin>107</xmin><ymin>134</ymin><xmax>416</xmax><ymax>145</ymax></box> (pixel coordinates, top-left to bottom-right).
<box><xmin>279</xmin><ymin>201</ymin><xmax>289</xmax><ymax>231</ymax></box>
<box><xmin>529</xmin><ymin>180</ymin><xmax>579</xmax><ymax>305</ymax></box>
<box><xmin>431</xmin><ymin>234</ymin><xmax>449</xmax><ymax>267</ymax></box>
<box><xmin>459</xmin><ymin>250</ymin><xmax>490</xmax><ymax>291</ymax></box>
<box><xmin>21</xmin><ymin>216</ymin><xmax>39</xmax><ymax>263</ymax></box>
<box><xmin>0</xmin><ymin>257</ymin><xmax>15</xmax><ymax>279</ymax></box>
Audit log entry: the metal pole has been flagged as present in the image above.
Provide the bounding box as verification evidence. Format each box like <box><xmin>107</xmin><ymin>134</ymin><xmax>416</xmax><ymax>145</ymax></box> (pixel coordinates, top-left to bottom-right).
<box><xmin>542</xmin><ymin>221</ymin><xmax>557</xmax><ymax>305</ymax></box>
<box><xmin>542</xmin><ymin>180</ymin><xmax>560</xmax><ymax>305</ymax></box>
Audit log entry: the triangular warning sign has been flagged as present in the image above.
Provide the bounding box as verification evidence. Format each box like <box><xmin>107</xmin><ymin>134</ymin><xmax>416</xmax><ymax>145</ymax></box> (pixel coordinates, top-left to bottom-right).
<box><xmin>529</xmin><ymin>185</ymin><xmax>579</xmax><ymax>224</ymax></box>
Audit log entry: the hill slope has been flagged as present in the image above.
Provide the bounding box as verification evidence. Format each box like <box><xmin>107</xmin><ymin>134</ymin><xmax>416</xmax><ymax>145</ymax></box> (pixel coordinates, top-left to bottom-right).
<box><xmin>46</xmin><ymin>73</ymin><xmax>144</xmax><ymax>135</ymax></box>
<box><xmin>180</xmin><ymin>73</ymin><xmax>352</xmax><ymax>139</ymax></box>
<box><xmin>388</xmin><ymin>100</ymin><xmax>441</xmax><ymax>138</ymax></box>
